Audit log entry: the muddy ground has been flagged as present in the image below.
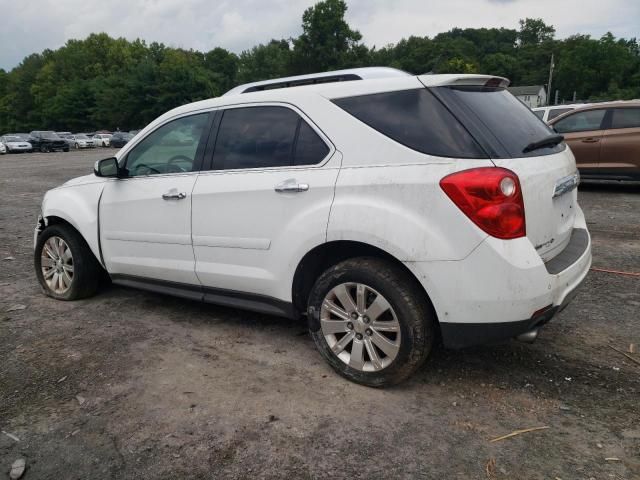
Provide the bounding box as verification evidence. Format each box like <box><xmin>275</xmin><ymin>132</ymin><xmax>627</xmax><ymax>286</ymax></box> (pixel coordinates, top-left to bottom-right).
<box><xmin>1</xmin><ymin>149</ymin><xmax>639</xmax><ymax>479</ymax></box>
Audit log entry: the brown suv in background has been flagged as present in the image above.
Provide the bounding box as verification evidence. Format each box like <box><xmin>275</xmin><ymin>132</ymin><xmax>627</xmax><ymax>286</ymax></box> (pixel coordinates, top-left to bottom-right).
<box><xmin>549</xmin><ymin>101</ymin><xmax>640</xmax><ymax>181</ymax></box>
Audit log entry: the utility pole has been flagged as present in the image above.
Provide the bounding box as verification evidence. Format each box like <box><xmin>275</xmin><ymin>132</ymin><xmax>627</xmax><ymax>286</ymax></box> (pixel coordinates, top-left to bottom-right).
<box><xmin>546</xmin><ymin>53</ymin><xmax>555</xmax><ymax>106</ymax></box>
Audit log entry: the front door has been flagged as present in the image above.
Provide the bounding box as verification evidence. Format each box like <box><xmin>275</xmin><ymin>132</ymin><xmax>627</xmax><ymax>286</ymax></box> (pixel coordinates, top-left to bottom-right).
<box><xmin>191</xmin><ymin>105</ymin><xmax>339</xmax><ymax>303</ymax></box>
<box><xmin>100</xmin><ymin>112</ymin><xmax>211</xmax><ymax>284</ymax></box>
<box><xmin>553</xmin><ymin>108</ymin><xmax>607</xmax><ymax>176</ymax></box>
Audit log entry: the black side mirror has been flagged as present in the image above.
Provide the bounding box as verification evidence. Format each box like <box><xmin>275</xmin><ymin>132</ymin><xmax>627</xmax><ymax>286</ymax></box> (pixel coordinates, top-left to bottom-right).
<box><xmin>94</xmin><ymin>157</ymin><xmax>121</xmax><ymax>178</ymax></box>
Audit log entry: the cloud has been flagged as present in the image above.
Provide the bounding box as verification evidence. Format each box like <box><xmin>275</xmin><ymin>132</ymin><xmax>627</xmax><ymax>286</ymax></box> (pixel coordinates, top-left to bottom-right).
<box><xmin>1</xmin><ymin>0</ymin><xmax>638</xmax><ymax>70</ymax></box>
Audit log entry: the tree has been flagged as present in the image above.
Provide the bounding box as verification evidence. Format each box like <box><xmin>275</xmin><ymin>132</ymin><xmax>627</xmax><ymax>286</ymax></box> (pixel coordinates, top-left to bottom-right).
<box><xmin>518</xmin><ymin>18</ymin><xmax>555</xmax><ymax>46</ymax></box>
<box><xmin>291</xmin><ymin>0</ymin><xmax>365</xmax><ymax>73</ymax></box>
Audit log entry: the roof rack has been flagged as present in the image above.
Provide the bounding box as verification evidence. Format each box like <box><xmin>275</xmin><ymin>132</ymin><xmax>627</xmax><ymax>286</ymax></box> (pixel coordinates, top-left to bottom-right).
<box><xmin>222</xmin><ymin>67</ymin><xmax>411</xmax><ymax>96</ymax></box>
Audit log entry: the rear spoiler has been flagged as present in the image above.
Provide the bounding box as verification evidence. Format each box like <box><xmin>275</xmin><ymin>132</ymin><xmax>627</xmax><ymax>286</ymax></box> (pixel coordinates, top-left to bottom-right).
<box><xmin>418</xmin><ymin>74</ymin><xmax>510</xmax><ymax>89</ymax></box>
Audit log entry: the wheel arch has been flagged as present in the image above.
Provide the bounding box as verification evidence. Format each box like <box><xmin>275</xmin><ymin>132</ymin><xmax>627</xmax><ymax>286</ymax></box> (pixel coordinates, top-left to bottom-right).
<box><xmin>292</xmin><ymin>240</ymin><xmax>439</xmax><ymax>329</ymax></box>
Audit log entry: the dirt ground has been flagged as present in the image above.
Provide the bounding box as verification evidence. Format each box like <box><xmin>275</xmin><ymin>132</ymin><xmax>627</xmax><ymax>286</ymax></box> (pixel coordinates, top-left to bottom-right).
<box><xmin>1</xmin><ymin>149</ymin><xmax>639</xmax><ymax>480</ymax></box>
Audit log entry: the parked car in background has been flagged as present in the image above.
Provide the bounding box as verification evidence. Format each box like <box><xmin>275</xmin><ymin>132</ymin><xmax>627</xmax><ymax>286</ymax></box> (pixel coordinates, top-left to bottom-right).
<box><xmin>549</xmin><ymin>101</ymin><xmax>640</xmax><ymax>181</ymax></box>
<box><xmin>57</xmin><ymin>132</ymin><xmax>75</xmax><ymax>149</ymax></box>
<box><xmin>532</xmin><ymin>104</ymin><xmax>590</xmax><ymax>123</ymax></box>
<box><xmin>34</xmin><ymin>68</ymin><xmax>591</xmax><ymax>386</ymax></box>
<box><xmin>70</xmin><ymin>134</ymin><xmax>96</xmax><ymax>149</ymax></box>
<box><xmin>110</xmin><ymin>132</ymin><xmax>134</xmax><ymax>148</ymax></box>
<box><xmin>1</xmin><ymin>135</ymin><xmax>33</xmax><ymax>153</ymax></box>
<box><xmin>93</xmin><ymin>133</ymin><xmax>112</xmax><ymax>147</ymax></box>
<box><xmin>29</xmin><ymin>131</ymin><xmax>69</xmax><ymax>152</ymax></box>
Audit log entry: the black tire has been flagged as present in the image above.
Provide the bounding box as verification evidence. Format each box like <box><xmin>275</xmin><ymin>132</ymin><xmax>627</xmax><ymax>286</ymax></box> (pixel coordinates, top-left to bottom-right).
<box><xmin>39</xmin><ymin>145</ymin><xmax>48</xmax><ymax>153</ymax></box>
<box><xmin>34</xmin><ymin>223</ymin><xmax>102</xmax><ymax>300</ymax></box>
<box><xmin>308</xmin><ymin>257</ymin><xmax>435</xmax><ymax>387</ymax></box>
<box><xmin>74</xmin><ymin>143</ymin><xmax>79</xmax><ymax>149</ymax></box>
<box><xmin>63</xmin><ymin>147</ymin><xmax>69</xmax><ymax>152</ymax></box>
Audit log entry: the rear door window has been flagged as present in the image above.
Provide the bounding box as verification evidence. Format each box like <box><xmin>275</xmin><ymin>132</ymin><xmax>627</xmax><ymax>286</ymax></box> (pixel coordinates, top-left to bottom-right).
<box><xmin>610</xmin><ymin>108</ymin><xmax>640</xmax><ymax>129</ymax></box>
<box><xmin>212</xmin><ymin>106</ymin><xmax>330</xmax><ymax>170</ymax></box>
<box><xmin>553</xmin><ymin>109</ymin><xmax>606</xmax><ymax>133</ymax></box>
<box><xmin>332</xmin><ymin>89</ymin><xmax>487</xmax><ymax>159</ymax></box>
<box><xmin>533</xmin><ymin>110</ymin><xmax>545</xmax><ymax>120</ymax></box>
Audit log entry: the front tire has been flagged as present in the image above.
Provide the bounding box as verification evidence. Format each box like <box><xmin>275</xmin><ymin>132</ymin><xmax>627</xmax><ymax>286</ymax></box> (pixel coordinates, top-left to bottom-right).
<box><xmin>39</xmin><ymin>145</ymin><xmax>48</xmax><ymax>153</ymax></box>
<box><xmin>34</xmin><ymin>224</ymin><xmax>102</xmax><ymax>300</ymax></box>
<box><xmin>308</xmin><ymin>257</ymin><xmax>435</xmax><ymax>387</ymax></box>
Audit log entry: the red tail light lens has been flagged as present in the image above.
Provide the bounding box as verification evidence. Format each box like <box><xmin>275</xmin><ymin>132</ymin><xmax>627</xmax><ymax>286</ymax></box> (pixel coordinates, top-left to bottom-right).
<box><xmin>440</xmin><ymin>167</ymin><xmax>526</xmax><ymax>239</ymax></box>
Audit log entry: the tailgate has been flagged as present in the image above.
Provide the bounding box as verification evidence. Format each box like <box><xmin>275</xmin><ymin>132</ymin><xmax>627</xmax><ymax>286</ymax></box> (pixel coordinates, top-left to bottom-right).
<box><xmin>493</xmin><ymin>148</ymin><xmax>579</xmax><ymax>261</ymax></box>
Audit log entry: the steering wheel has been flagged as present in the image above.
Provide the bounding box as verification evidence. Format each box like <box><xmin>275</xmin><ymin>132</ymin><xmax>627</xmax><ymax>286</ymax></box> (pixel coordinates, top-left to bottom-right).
<box><xmin>132</xmin><ymin>163</ymin><xmax>161</xmax><ymax>175</ymax></box>
<box><xmin>167</xmin><ymin>155</ymin><xmax>192</xmax><ymax>171</ymax></box>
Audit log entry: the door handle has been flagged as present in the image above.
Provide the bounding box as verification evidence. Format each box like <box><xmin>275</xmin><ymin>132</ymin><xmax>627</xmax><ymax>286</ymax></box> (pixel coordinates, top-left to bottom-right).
<box><xmin>162</xmin><ymin>191</ymin><xmax>187</xmax><ymax>200</ymax></box>
<box><xmin>275</xmin><ymin>181</ymin><xmax>309</xmax><ymax>193</ymax></box>
<box><xmin>581</xmin><ymin>138</ymin><xmax>600</xmax><ymax>143</ymax></box>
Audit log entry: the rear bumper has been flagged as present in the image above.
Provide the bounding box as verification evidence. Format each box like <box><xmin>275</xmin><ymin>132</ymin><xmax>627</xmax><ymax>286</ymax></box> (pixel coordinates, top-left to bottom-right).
<box><xmin>406</xmin><ymin>207</ymin><xmax>591</xmax><ymax>348</ymax></box>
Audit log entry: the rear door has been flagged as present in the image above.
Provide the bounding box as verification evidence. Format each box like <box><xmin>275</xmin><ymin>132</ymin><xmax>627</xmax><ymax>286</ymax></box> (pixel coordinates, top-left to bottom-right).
<box><xmin>551</xmin><ymin>109</ymin><xmax>607</xmax><ymax>175</ymax></box>
<box><xmin>599</xmin><ymin>107</ymin><xmax>640</xmax><ymax>180</ymax></box>
<box><xmin>430</xmin><ymin>82</ymin><xmax>580</xmax><ymax>261</ymax></box>
<box><xmin>191</xmin><ymin>104</ymin><xmax>339</xmax><ymax>302</ymax></box>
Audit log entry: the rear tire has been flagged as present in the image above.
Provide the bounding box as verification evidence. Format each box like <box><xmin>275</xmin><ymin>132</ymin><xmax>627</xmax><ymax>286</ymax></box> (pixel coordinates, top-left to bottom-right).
<box><xmin>308</xmin><ymin>257</ymin><xmax>435</xmax><ymax>387</ymax></box>
<box><xmin>39</xmin><ymin>145</ymin><xmax>48</xmax><ymax>153</ymax></box>
<box><xmin>34</xmin><ymin>224</ymin><xmax>102</xmax><ymax>300</ymax></box>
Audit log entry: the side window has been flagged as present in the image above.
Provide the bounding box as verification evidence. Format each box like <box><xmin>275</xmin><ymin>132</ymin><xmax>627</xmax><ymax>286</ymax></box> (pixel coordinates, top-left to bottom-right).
<box><xmin>333</xmin><ymin>88</ymin><xmax>486</xmax><ymax>158</ymax></box>
<box><xmin>553</xmin><ymin>109</ymin><xmax>606</xmax><ymax>133</ymax></box>
<box><xmin>610</xmin><ymin>108</ymin><xmax>640</xmax><ymax>129</ymax></box>
<box><xmin>547</xmin><ymin>108</ymin><xmax>573</xmax><ymax>121</ymax></box>
<box><xmin>213</xmin><ymin>106</ymin><xmax>329</xmax><ymax>170</ymax></box>
<box><xmin>294</xmin><ymin>120</ymin><xmax>330</xmax><ymax>166</ymax></box>
<box><xmin>125</xmin><ymin>113</ymin><xmax>208</xmax><ymax>177</ymax></box>
<box><xmin>533</xmin><ymin>110</ymin><xmax>545</xmax><ymax>120</ymax></box>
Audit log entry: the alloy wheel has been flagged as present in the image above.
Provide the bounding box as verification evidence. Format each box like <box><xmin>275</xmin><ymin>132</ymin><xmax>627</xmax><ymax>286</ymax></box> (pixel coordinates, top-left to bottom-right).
<box><xmin>40</xmin><ymin>236</ymin><xmax>74</xmax><ymax>294</ymax></box>
<box><xmin>320</xmin><ymin>282</ymin><xmax>401</xmax><ymax>372</ymax></box>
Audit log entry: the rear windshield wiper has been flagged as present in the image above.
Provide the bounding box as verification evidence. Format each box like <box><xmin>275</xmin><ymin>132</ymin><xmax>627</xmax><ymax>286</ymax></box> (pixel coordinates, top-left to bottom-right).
<box><xmin>522</xmin><ymin>134</ymin><xmax>564</xmax><ymax>154</ymax></box>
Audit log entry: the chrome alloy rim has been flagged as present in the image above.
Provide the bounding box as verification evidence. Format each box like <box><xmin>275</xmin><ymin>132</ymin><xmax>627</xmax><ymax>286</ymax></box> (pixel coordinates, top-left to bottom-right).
<box><xmin>320</xmin><ymin>283</ymin><xmax>401</xmax><ymax>372</ymax></box>
<box><xmin>41</xmin><ymin>236</ymin><xmax>74</xmax><ymax>294</ymax></box>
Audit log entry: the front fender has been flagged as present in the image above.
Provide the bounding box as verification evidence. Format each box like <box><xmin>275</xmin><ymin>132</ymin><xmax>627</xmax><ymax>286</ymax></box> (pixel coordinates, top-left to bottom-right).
<box><xmin>40</xmin><ymin>182</ymin><xmax>106</xmax><ymax>264</ymax></box>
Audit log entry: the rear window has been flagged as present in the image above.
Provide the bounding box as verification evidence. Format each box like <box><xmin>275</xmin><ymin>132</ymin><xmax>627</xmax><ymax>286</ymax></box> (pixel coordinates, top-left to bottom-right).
<box><xmin>332</xmin><ymin>89</ymin><xmax>487</xmax><ymax>159</ymax></box>
<box><xmin>611</xmin><ymin>108</ymin><xmax>640</xmax><ymax>129</ymax></box>
<box><xmin>434</xmin><ymin>86</ymin><xmax>564</xmax><ymax>158</ymax></box>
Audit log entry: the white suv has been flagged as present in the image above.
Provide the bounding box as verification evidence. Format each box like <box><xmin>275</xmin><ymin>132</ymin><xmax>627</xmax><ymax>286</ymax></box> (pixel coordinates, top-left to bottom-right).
<box><xmin>34</xmin><ymin>67</ymin><xmax>591</xmax><ymax>386</ymax></box>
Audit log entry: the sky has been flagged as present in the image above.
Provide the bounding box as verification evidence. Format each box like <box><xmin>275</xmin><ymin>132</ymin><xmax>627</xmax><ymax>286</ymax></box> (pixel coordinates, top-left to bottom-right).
<box><xmin>0</xmin><ymin>0</ymin><xmax>638</xmax><ymax>71</ymax></box>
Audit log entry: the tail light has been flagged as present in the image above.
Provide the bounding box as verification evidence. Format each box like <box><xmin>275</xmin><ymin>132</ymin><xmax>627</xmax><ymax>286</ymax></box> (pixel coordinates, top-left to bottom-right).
<box><xmin>440</xmin><ymin>167</ymin><xmax>526</xmax><ymax>239</ymax></box>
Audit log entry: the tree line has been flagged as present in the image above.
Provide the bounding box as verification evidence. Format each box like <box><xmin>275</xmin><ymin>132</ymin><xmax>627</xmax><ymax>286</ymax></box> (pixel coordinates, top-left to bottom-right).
<box><xmin>0</xmin><ymin>0</ymin><xmax>638</xmax><ymax>132</ymax></box>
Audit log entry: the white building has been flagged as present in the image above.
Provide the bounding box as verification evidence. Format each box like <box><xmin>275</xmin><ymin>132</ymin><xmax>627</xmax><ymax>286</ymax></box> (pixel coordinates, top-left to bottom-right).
<box><xmin>508</xmin><ymin>85</ymin><xmax>547</xmax><ymax>108</ymax></box>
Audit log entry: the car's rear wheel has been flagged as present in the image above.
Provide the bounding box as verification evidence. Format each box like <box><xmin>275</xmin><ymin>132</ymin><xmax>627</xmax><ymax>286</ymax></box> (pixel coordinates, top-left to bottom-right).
<box><xmin>308</xmin><ymin>257</ymin><xmax>435</xmax><ymax>387</ymax></box>
<box><xmin>34</xmin><ymin>224</ymin><xmax>102</xmax><ymax>300</ymax></box>
<box><xmin>39</xmin><ymin>145</ymin><xmax>48</xmax><ymax>153</ymax></box>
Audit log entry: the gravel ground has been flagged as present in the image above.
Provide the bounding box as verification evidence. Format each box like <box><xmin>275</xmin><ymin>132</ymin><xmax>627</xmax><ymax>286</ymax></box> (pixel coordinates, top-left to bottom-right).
<box><xmin>1</xmin><ymin>149</ymin><xmax>639</xmax><ymax>480</ymax></box>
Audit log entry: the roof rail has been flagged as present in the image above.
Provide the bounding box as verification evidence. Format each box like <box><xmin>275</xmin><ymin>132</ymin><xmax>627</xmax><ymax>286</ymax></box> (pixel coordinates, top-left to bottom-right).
<box><xmin>222</xmin><ymin>67</ymin><xmax>411</xmax><ymax>96</ymax></box>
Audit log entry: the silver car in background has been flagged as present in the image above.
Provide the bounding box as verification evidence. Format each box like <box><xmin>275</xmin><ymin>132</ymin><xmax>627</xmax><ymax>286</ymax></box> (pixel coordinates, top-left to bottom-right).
<box><xmin>0</xmin><ymin>135</ymin><xmax>33</xmax><ymax>153</ymax></box>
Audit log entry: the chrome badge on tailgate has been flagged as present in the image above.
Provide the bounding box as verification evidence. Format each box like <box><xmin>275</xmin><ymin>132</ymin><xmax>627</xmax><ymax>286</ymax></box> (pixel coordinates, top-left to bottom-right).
<box><xmin>553</xmin><ymin>172</ymin><xmax>580</xmax><ymax>198</ymax></box>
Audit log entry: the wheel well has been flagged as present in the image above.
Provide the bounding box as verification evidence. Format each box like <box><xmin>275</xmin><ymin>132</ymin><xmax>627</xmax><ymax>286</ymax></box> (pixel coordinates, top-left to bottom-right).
<box><xmin>292</xmin><ymin>241</ymin><xmax>434</xmax><ymax>317</ymax></box>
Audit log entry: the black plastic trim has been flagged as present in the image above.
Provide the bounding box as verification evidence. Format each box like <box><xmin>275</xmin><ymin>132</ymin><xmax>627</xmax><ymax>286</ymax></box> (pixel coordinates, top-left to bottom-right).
<box><xmin>110</xmin><ymin>274</ymin><xmax>297</xmax><ymax>319</ymax></box>
<box><xmin>544</xmin><ymin>228</ymin><xmax>589</xmax><ymax>274</ymax></box>
<box><xmin>440</xmin><ymin>307</ymin><xmax>557</xmax><ymax>349</ymax></box>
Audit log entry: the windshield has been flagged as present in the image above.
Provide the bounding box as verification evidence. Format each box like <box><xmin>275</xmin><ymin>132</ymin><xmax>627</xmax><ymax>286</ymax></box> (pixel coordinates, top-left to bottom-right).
<box><xmin>76</xmin><ymin>134</ymin><xmax>89</xmax><ymax>140</ymax></box>
<box><xmin>41</xmin><ymin>132</ymin><xmax>60</xmax><ymax>140</ymax></box>
<box><xmin>3</xmin><ymin>136</ymin><xmax>22</xmax><ymax>142</ymax></box>
<box><xmin>433</xmin><ymin>86</ymin><xmax>565</xmax><ymax>158</ymax></box>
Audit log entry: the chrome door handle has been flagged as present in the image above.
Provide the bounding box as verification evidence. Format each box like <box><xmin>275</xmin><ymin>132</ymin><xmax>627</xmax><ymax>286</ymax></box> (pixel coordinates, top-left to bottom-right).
<box><xmin>275</xmin><ymin>182</ymin><xmax>309</xmax><ymax>193</ymax></box>
<box><xmin>581</xmin><ymin>137</ymin><xmax>600</xmax><ymax>143</ymax></box>
<box><xmin>162</xmin><ymin>192</ymin><xmax>187</xmax><ymax>200</ymax></box>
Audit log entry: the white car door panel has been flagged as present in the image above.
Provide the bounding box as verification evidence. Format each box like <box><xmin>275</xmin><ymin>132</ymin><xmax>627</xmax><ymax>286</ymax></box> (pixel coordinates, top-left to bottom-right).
<box><xmin>191</xmin><ymin>104</ymin><xmax>339</xmax><ymax>302</ymax></box>
<box><xmin>100</xmin><ymin>174</ymin><xmax>199</xmax><ymax>283</ymax></box>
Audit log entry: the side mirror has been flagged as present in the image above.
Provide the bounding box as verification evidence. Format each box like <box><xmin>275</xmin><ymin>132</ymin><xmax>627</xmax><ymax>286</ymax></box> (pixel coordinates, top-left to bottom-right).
<box><xmin>94</xmin><ymin>157</ymin><xmax>121</xmax><ymax>178</ymax></box>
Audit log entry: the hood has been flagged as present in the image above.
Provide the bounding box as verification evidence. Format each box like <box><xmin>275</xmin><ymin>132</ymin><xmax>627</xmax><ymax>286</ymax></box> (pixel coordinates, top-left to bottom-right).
<box><xmin>60</xmin><ymin>174</ymin><xmax>106</xmax><ymax>188</ymax></box>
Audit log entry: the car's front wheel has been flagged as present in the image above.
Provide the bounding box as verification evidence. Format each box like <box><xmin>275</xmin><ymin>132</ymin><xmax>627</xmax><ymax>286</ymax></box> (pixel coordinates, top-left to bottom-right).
<box><xmin>39</xmin><ymin>145</ymin><xmax>48</xmax><ymax>153</ymax></box>
<box><xmin>74</xmin><ymin>143</ymin><xmax>79</xmax><ymax>149</ymax></box>
<box><xmin>34</xmin><ymin>224</ymin><xmax>102</xmax><ymax>300</ymax></box>
<box><xmin>308</xmin><ymin>257</ymin><xmax>435</xmax><ymax>387</ymax></box>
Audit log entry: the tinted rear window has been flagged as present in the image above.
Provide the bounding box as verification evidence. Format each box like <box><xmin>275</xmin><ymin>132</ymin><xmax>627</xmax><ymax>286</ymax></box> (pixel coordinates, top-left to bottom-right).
<box><xmin>611</xmin><ymin>108</ymin><xmax>640</xmax><ymax>129</ymax></box>
<box><xmin>332</xmin><ymin>89</ymin><xmax>487</xmax><ymax>159</ymax></box>
<box><xmin>434</xmin><ymin>86</ymin><xmax>564</xmax><ymax>158</ymax></box>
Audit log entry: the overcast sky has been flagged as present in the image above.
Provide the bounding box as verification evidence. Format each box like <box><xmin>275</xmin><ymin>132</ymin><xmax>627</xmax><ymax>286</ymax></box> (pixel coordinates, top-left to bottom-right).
<box><xmin>1</xmin><ymin>0</ymin><xmax>638</xmax><ymax>70</ymax></box>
